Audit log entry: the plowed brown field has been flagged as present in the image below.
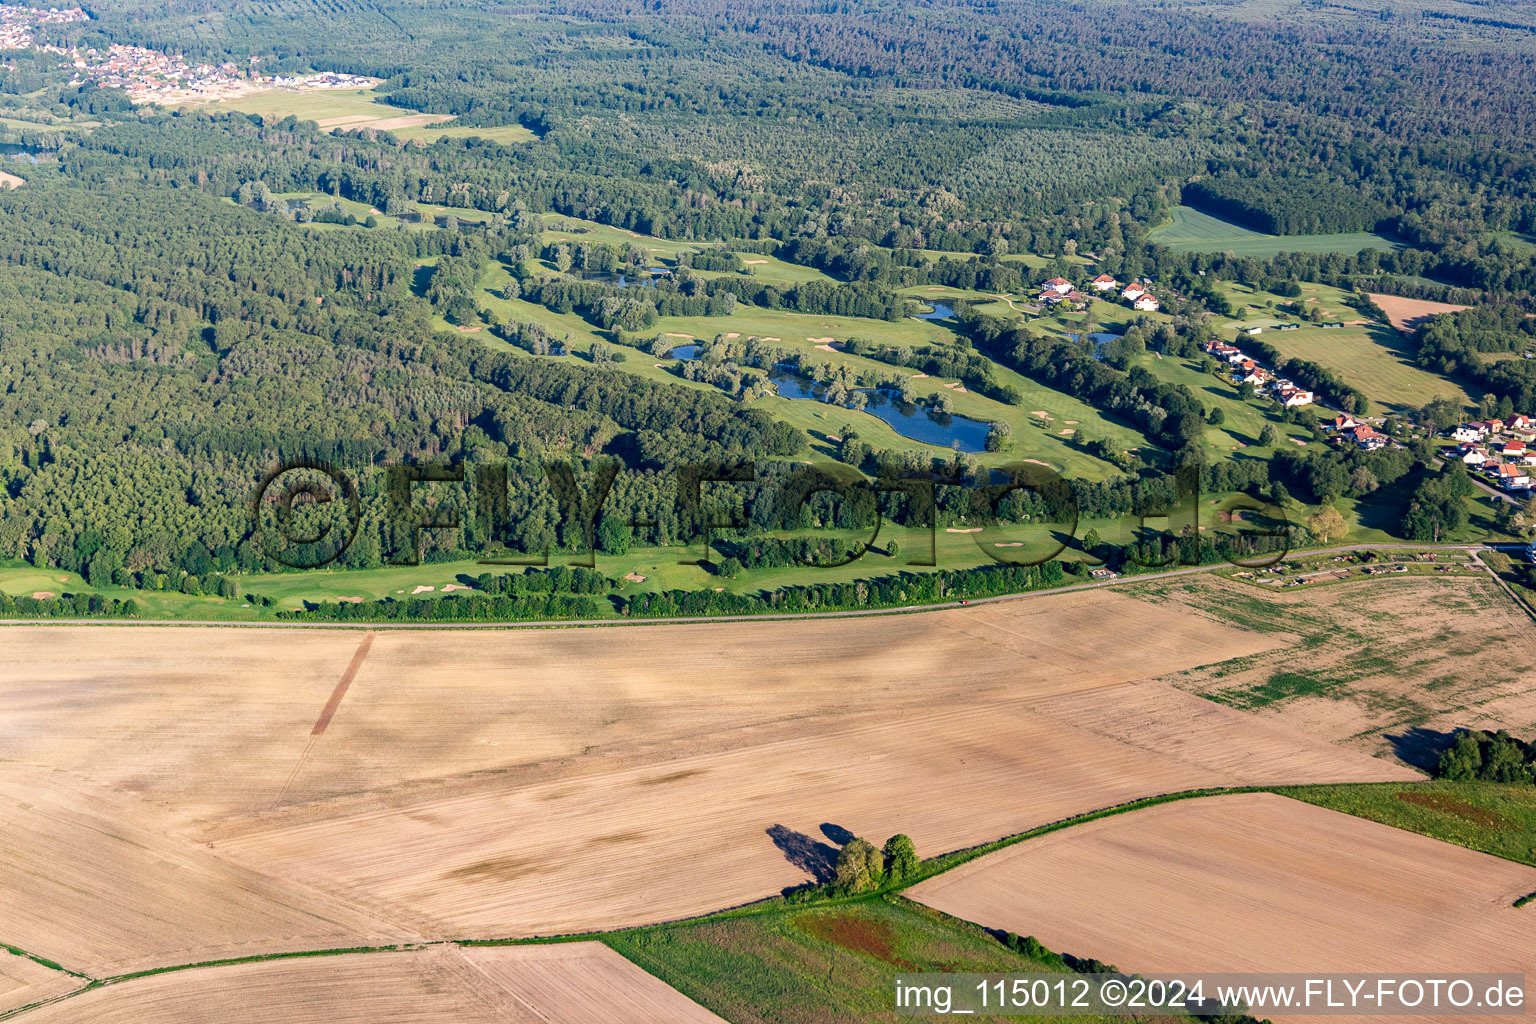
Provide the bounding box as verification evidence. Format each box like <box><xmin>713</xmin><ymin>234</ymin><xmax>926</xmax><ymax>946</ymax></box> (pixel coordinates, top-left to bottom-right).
<box><xmin>0</xmin><ymin>588</ymin><xmax>1412</xmax><ymax>978</ymax></box>
<box><xmin>9</xmin><ymin>943</ymin><xmax>723</xmax><ymax>1023</ymax></box>
<box><xmin>910</xmin><ymin>793</ymin><xmax>1536</xmax><ymax>995</ymax></box>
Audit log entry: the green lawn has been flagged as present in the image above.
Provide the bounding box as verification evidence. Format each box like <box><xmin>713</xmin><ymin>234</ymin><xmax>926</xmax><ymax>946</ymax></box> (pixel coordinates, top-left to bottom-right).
<box><xmin>1150</xmin><ymin>205</ymin><xmax>1401</xmax><ymax>257</ymax></box>
<box><xmin>396</xmin><ymin>122</ymin><xmax>536</xmax><ymax>144</ymax></box>
<box><xmin>1129</xmin><ymin>350</ymin><xmax>1315</xmax><ymax>457</ymax></box>
<box><xmin>1281</xmin><ymin>781</ymin><xmax>1536</xmax><ymax>871</ymax></box>
<box><xmin>605</xmin><ymin>896</ymin><xmax>1117</xmax><ymax>1024</ymax></box>
<box><xmin>1253</xmin><ymin>323</ymin><xmax>1474</xmax><ymax>414</ymax></box>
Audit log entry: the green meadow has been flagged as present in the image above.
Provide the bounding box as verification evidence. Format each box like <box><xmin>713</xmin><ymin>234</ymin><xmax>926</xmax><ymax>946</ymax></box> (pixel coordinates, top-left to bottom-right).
<box><xmin>1150</xmin><ymin>205</ymin><xmax>1401</xmax><ymax>257</ymax></box>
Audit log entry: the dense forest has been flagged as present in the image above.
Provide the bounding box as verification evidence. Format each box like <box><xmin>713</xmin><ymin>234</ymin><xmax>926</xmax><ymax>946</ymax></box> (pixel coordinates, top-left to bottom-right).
<box><xmin>0</xmin><ymin>0</ymin><xmax>1532</xmax><ymax>608</ymax></box>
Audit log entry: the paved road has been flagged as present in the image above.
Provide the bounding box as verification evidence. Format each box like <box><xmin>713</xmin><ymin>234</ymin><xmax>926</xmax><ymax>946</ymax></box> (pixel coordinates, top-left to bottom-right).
<box><xmin>0</xmin><ymin>542</ymin><xmax>1490</xmax><ymax>631</ymax></box>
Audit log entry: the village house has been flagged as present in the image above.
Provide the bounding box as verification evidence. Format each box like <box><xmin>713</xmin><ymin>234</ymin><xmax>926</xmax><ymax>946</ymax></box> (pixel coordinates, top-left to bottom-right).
<box><xmin>1493</xmin><ymin>464</ymin><xmax>1532</xmax><ymax>490</ymax></box>
<box><xmin>1133</xmin><ymin>293</ymin><xmax>1161</xmax><ymax>312</ymax></box>
<box><xmin>1273</xmin><ymin>382</ymin><xmax>1314</xmax><ymax>408</ymax></box>
<box><xmin>1327</xmin><ymin>414</ymin><xmax>1358</xmax><ymax>432</ymax></box>
<box><xmin>1043</xmin><ymin>277</ymin><xmax>1073</xmax><ymax>296</ymax></box>
<box><xmin>1458</xmin><ymin>444</ymin><xmax>1489</xmax><ymax>466</ymax></box>
<box><xmin>1121</xmin><ymin>282</ymin><xmax>1146</xmax><ymax>301</ymax></box>
<box><xmin>1450</xmin><ymin>423</ymin><xmax>1488</xmax><ymax>442</ymax></box>
<box><xmin>1090</xmin><ymin>274</ymin><xmax>1119</xmax><ymax>292</ymax></box>
<box><xmin>1348</xmin><ymin>424</ymin><xmax>1387</xmax><ymax>451</ymax></box>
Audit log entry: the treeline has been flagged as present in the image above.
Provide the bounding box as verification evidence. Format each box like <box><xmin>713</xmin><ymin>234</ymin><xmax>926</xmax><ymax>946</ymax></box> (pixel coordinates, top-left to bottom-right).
<box><xmin>1182</xmin><ymin>177</ymin><xmax>1391</xmax><ymax>236</ymax></box>
<box><xmin>1437</xmin><ymin>729</ymin><xmax>1535</xmax><ymax>785</ymax></box>
<box><xmin>281</xmin><ymin>591</ymin><xmax>603</xmax><ymax>622</ymax></box>
<box><xmin>0</xmin><ymin>591</ymin><xmax>139</xmax><ymax>618</ymax></box>
<box><xmin>626</xmin><ymin>560</ymin><xmax>1068</xmax><ymax>617</ymax></box>
<box><xmin>1415</xmin><ymin>306</ymin><xmax>1536</xmax><ymax>410</ymax></box>
<box><xmin>1241</xmin><ymin>339</ymin><xmax>1371</xmax><ymax>415</ymax></box>
<box><xmin>713</xmin><ymin>535</ymin><xmax>871</xmax><ymax>570</ymax></box>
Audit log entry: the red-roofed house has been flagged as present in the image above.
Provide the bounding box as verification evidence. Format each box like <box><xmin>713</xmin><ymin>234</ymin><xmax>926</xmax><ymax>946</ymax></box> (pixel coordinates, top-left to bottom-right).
<box><xmin>1121</xmin><ymin>282</ymin><xmax>1146</xmax><ymax>301</ymax></box>
<box><xmin>1494</xmin><ymin>464</ymin><xmax>1531</xmax><ymax>490</ymax></box>
<box><xmin>1042</xmin><ymin>277</ymin><xmax>1073</xmax><ymax>295</ymax></box>
<box><xmin>1327</xmin><ymin>414</ymin><xmax>1358</xmax><ymax>432</ymax></box>
<box><xmin>1090</xmin><ymin>274</ymin><xmax>1119</xmax><ymax>292</ymax></box>
<box><xmin>1133</xmin><ymin>293</ymin><xmax>1160</xmax><ymax>312</ymax></box>
<box><xmin>1350</xmin><ymin>424</ymin><xmax>1386</xmax><ymax>451</ymax></box>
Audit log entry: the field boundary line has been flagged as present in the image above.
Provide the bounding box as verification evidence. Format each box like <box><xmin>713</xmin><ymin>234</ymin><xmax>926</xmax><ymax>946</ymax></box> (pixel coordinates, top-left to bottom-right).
<box><xmin>9</xmin><ymin>781</ymin><xmax>1507</xmax><ymax>1020</ymax></box>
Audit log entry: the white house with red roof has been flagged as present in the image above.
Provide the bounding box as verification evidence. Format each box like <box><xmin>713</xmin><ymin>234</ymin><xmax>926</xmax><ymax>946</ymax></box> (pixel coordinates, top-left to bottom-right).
<box><xmin>1494</xmin><ymin>464</ymin><xmax>1531</xmax><ymax>490</ymax></box>
<box><xmin>1042</xmin><ymin>277</ymin><xmax>1073</xmax><ymax>295</ymax></box>
<box><xmin>1327</xmin><ymin>414</ymin><xmax>1358</xmax><ymax>432</ymax></box>
<box><xmin>1121</xmin><ymin>282</ymin><xmax>1147</xmax><ymax>301</ymax></box>
<box><xmin>1349</xmin><ymin>424</ymin><xmax>1386</xmax><ymax>451</ymax></box>
<box><xmin>1090</xmin><ymin>273</ymin><xmax>1119</xmax><ymax>292</ymax></box>
<box><xmin>1133</xmin><ymin>293</ymin><xmax>1161</xmax><ymax>312</ymax></box>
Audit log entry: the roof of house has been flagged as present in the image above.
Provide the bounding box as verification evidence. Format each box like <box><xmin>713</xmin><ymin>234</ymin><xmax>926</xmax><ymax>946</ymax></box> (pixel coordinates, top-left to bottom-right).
<box><xmin>1044</xmin><ymin>276</ymin><xmax>1070</xmax><ymax>286</ymax></box>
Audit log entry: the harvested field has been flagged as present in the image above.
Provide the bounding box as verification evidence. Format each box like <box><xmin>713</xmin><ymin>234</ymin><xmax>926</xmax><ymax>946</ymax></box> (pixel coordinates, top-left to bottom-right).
<box><xmin>10</xmin><ymin>943</ymin><xmax>722</xmax><ymax>1023</ymax></box>
<box><xmin>910</xmin><ymin>793</ymin><xmax>1536</xmax><ymax>983</ymax></box>
<box><xmin>0</xmin><ymin>950</ymin><xmax>76</xmax><ymax>1016</ymax></box>
<box><xmin>0</xmin><ymin>170</ymin><xmax>23</xmax><ymax>189</ymax></box>
<box><xmin>1137</xmin><ymin>575</ymin><xmax>1536</xmax><ymax>769</ymax></box>
<box><xmin>1366</xmin><ymin>292</ymin><xmax>1471</xmax><ymax>334</ymax></box>
<box><xmin>0</xmin><ymin>589</ymin><xmax>1405</xmax><ymax>962</ymax></box>
<box><xmin>0</xmin><ymin>765</ymin><xmax>408</xmax><ymax>976</ymax></box>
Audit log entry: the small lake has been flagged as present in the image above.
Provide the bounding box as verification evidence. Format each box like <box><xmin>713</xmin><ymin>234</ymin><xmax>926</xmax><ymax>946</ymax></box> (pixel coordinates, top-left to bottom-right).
<box><xmin>667</xmin><ymin>343</ymin><xmax>700</xmax><ymax>360</ymax></box>
<box><xmin>581</xmin><ymin>268</ymin><xmax>672</xmax><ymax>289</ymax></box>
<box><xmin>0</xmin><ymin>143</ymin><xmax>53</xmax><ymax>164</ymax></box>
<box><xmin>914</xmin><ymin>300</ymin><xmax>956</xmax><ymax>322</ymax></box>
<box><xmin>1062</xmin><ymin>331</ymin><xmax>1122</xmax><ymax>360</ymax></box>
<box><xmin>767</xmin><ymin>368</ymin><xmax>990</xmax><ymax>452</ymax></box>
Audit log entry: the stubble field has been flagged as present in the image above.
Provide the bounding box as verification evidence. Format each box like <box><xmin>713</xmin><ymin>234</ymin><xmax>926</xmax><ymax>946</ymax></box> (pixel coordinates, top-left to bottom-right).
<box><xmin>909</xmin><ymin>792</ymin><xmax>1536</xmax><ymax>984</ymax></box>
<box><xmin>1141</xmin><ymin>575</ymin><xmax>1536</xmax><ymax>769</ymax></box>
<box><xmin>0</xmin><ymin>585</ymin><xmax>1414</xmax><ymax>988</ymax></box>
<box><xmin>9</xmin><ymin>943</ymin><xmax>724</xmax><ymax>1024</ymax></box>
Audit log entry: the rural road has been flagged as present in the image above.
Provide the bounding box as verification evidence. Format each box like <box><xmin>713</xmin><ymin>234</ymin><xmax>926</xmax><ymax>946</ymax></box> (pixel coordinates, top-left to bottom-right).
<box><xmin>0</xmin><ymin>542</ymin><xmax>1492</xmax><ymax>631</ymax></box>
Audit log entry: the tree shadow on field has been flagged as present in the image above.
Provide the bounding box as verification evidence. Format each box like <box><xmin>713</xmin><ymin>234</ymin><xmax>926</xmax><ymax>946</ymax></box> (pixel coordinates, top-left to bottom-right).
<box><xmin>1385</xmin><ymin>726</ymin><xmax>1460</xmax><ymax>773</ymax></box>
<box><xmin>766</xmin><ymin>824</ymin><xmax>838</xmax><ymax>884</ymax></box>
<box><xmin>819</xmin><ymin>822</ymin><xmax>856</xmax><ymax>846</ymax></box>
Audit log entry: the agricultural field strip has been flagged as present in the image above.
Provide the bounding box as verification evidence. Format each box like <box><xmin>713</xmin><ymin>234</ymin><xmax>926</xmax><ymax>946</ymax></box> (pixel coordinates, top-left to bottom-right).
<box><xmin>2</xmin><ymin>944</ymin><xmax>726</xmax><ymax>1024</ymax></box>
<box><xmin>0</xmin><ymin>587</ymin><xmax>1393</xmax><ymax>968</ymax></box>
<box><xmin>908</xmin><ymin>793</ymin><xmax>1536</xmax><ymax>995</ymax></box>
<box><xmin>1154</xmin><ymin>574</ymin><xmax>1536</xmax><ymax>760</ymax></box>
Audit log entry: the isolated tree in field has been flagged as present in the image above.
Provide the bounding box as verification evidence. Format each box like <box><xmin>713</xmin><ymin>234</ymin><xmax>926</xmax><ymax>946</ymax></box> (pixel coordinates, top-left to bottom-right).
<box><xmin>1258</xmin><ymin>423</ymin><xmax>1279</xmax><ymax>448</ymax></box>
<box><xmin>882</xmin><ymin>834</ymin><xmax>918</xmax><ymax>882</ymax></box>
<box><xmin>1081</xmin><ymin>527</ymin><xmax>1103</xmax><ymax>556</ymax></box>
<box><xmin>716</xmin><ymin>556</ymin><xmax>743</xmax><ymax>579</ymax></box>
<box><xmin>832</xmin><ymin>838</ymin><xmax>885</xmax><ymax>893</ymax></box>
<box><xmin>1306</xmin><ymin>505</ymin><xmax>1348</xmax><ymax>544</ymax></box>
